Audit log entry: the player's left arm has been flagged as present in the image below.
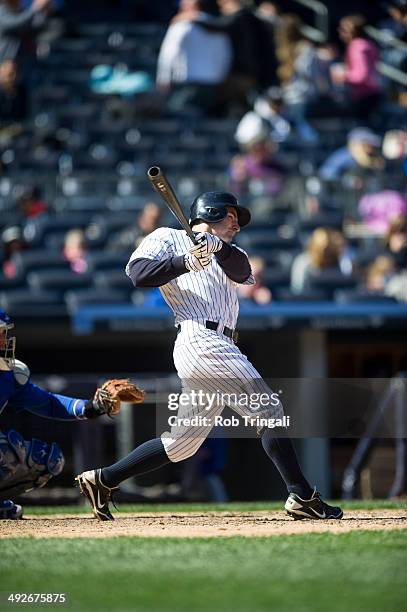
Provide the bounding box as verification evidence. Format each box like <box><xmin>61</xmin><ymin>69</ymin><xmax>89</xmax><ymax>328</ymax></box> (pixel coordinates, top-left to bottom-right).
<box><xmin>10</xmin><ymin>382</ymin><xmax>88</xmax><ymax>420</ymax></box>
<box><xmin>215</xmin><ymin>243</ymin><xmax>255</xmax><ymax>284</ymax></box>
<box><xmin>9</xmin><ymin>361</ymin><xmax>89</xmax><ymax>420</ymax></box>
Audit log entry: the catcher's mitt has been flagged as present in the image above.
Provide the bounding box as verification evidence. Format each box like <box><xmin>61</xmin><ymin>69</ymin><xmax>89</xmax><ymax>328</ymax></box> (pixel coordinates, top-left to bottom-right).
<box><xmin>91</xmin><ymin>379</ymin><xmax>145</xmax><ymax>417</ymax></box>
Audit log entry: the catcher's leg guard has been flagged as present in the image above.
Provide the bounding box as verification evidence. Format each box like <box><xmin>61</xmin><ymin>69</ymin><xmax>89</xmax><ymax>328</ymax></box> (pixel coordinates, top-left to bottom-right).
<box><xmin>0</xmin><ymin>499</ymin><xmax>23</xmax><ymax>520</ymax></box>
<box><xmin>0</xmin><ymin>430</ymin><xmax>65</xmax><ymax>499</ymax></box>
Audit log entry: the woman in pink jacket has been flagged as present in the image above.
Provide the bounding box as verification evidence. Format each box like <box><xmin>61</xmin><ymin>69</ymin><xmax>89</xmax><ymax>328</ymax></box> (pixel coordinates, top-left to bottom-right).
<box><xmin>333</xmin><ymin>14</ymin><xmax>382</xmax><ymax>118</ymax></box>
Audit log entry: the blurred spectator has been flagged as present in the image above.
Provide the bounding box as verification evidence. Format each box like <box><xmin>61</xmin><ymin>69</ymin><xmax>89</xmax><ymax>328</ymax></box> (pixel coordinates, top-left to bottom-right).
<box><xmin>291</xmin><ymin>227</ymin><xmax>353</xmax><ymax>293</ymax></box>
<box><xmin>16</xmin><ymin>185</ymin><xmax>48</xmax><ymax>219</ymax></box>
<box><xmin>180</xmin><ymin>0</ymin><xmax>277</xmax><ymax>110</ymax></box>
<box><xmin>230</xmin><ymin>126</ymin><xmax>286</xmax><ymax>199</ymax></box>
<box><xmin>385</xmin><ymin>214</ymin><xmax>407</xmax><ymax>269</ymax></box>
<box><xmin>332</xmin><ymin>14</ymin><xmax>382</xmax><ymax>118</ymax></box>
<box><xmin>0</xmin><ymin>59</ymin><xmax>27</xmax><ymax>124</ymax></box>
<box><xmin>254</xmin><ymin>1</ymin><xmax>281</xmax><ymax>87</ymax></box>
<box><xmin>238</xmin><ymin>255</ymin><xmax>272</xmax><ymax>304</ymax></box>
<box><xmin>235</xmin><ymin>86</ymin><xmax>291</xmax><ymax>144</ymax></box>
<box><xmin>379</xmin><ymin>0</ymin><xmax>407</xmax><ymax>72</ymax></box>
<box><xmin>107</xmin><ymin>202</ymin><xmax>162</xmax><ymax>251</ymax></box>
<box><xmin>382</xmin><ymin>129</ymin><xmax>407</xmax><ymax>175</ymax></box>
<box><xmin>0</xmin><ymin>0</ymin><xmax>51</xmax><ymax>64</ymax></box>
<box><xmin>364</xmin><ymin>255</ymin><xmax>395</xmax><ymax>293</ymax></box>
<box><xmin>255</xmin><ymin>1</ymin><xmax>280</xmax><ymax>27</ymax></box>
<box><xmin>275</xmin><ymin>14</ymin><xmax>337</xmax><ymax>141</ymax></box>
<box><xmin>1</xmin><ymin>225</ymin><xmax>26</xmax><ymax>278</ymax></box>
<box><xmin>319</xmin><ymin>128</ymin><xmax>384</xmax><ymax>180</ymax></box>
<box><xmin>385</xmin><ymin>256</ymin><xmax>407</xmax><ymax>301</ymax></box>
<box><xmin>156</xmin><ymin>0</ymin><xmax>232</xmax><ymax>117</ymax></box>
<box><xmin>62</xmin><ymin>229</ymin><xmax>88</xmax><ymax>274</ymax></box>
<box><xmin>358</xmin><ymin>190</ymin><xmax>407</xmax><ymax>234</ymax></box>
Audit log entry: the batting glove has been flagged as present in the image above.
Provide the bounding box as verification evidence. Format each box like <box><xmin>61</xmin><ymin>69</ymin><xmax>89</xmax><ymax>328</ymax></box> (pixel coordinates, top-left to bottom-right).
<box><xmin>189</xmin><ymin>232</ymin><xmax>223</xmax><ymax>259</ymax></box>
<box><xmin>184</xmin><ymin>253</ymin><xmax>212</xmax><ymax>273</ymax></box>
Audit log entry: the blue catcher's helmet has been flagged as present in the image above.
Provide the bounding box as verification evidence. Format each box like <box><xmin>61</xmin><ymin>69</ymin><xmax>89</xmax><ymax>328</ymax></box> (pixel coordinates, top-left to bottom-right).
<box><xmin>0</xmin><ymin>309</ymin><xmax>16</xmax><ymax>367</ymax></box>
<box><xmin>189</xmin><ymin>192</ymin><xmax>251</xmax><ymax>228</ymax></box>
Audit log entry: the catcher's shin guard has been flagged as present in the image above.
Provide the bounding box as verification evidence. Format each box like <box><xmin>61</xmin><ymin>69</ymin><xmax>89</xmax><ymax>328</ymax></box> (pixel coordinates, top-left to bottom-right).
<box><xmin>0</xmin><ymin>499</ymin><xmax>23</xmax><ymax>520</ymax></box>
<box><xmin>75</xmin><ymin>469</ymin><xmax>118</xmax><ymax>521</ymax></box>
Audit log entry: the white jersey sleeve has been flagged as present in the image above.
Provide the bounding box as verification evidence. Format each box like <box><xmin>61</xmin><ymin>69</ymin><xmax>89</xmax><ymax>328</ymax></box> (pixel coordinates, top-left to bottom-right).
<box><xmin>126</xmin><ymin>228</ymin><xmax>175</xmax><ymax>277</ymax></box>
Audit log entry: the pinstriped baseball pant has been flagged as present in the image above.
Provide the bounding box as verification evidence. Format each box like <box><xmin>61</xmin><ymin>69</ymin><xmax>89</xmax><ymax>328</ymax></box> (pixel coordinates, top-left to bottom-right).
<box><xmin>161</xmin><ymin>320</ymin><xmax>283</xmax><ymax>462</ymax></box>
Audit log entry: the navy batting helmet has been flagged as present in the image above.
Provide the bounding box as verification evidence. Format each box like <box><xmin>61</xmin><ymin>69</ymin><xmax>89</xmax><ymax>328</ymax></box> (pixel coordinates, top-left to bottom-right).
<box><xmin>189</xmin><ymin>192</ymin><xmax>251</xmax><ymax>228</ymax></box>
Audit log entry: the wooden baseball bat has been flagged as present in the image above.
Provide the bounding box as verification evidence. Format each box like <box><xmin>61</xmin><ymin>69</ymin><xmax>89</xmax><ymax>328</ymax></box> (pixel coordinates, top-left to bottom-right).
<box><xmin>147</xmin><ymin>166</ymin><xmax>198</xmax><ymax>244</ymax></box>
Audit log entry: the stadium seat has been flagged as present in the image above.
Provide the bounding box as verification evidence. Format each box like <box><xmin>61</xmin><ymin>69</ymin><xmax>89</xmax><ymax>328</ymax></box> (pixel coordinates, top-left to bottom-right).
<box><xmin>297</xmin><ymin>213</ymin><xmax>344</xmax><ymax>233</ymax></box>
<box><xmin>262</xmin><ymin>269</ymin><xmax>291</xmax><ymax>291</ymax></box>
<box><xmin>335</xmin><ymin>290</ymin><xmax>398</xmax><ymax>304</ymax></box>
<box><xmin>237</xmin><ymin>230</ymin><xmax>300</xmax><ymax>252</ymax></box>
<box><xmin>64</xmin><ymin>288</ymin><xmax>129</xmax><ymax>313</ymax></box>
<box><xmin>85</xmin><ymin>251</ymin><xmax>129</xmax><ymax>272</ymax></box>
<box><xmin>0</xmin><ymin>274</ymin><xmax>25</xmax><ymax>291</ymax></box>
<box><xmin>11</xmin><ymin>251</ymin><xmax>71</xmax><ymax>277</ymax></box>
<box><xmin>90</xmin><ymin>212</ymin><xmax>138</xmax><ymax>234</ymax></box>
<box><xmin>0</xmin><ymin>289</ymin><xmax>66</xmax><ymax>317</ymax></box>
<box><xmin>94</xmin><ymin>270</ymin><xmax>133</xmax><ymax>292</ymax></box>
<box><xmin>308</xmin><ymin>271</ymin><xmax>357</xmax><ymax>298</ymax></box>
<box><xmin>54</xmin><ymin>196</ymin><xmax>108</xmax><ymax>213</ymax></box>
<box><xmin>23</xmin><ymin>214</ymin><xmax>92</xmax><ymax>247</ymax></box>
<box><xmin>27</xmin><ymin>270</ymin><xmax>91</xmax><ymax>295</ymax></box>
<box><xmin>273</xmin><ymin>288</ymin><xmax>330</xmax><ymax>302</ymax></box>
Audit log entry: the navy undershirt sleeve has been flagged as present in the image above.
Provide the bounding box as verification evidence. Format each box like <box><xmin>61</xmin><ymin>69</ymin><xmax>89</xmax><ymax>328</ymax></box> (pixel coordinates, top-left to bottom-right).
<box><xmin>127</xmin><ymin>256</ymin><xmax>188</xmax><ymax>288</ymax></box>
<box><xmin>215</xmin><ymin>243</ymin><xmax>251</xmax><ymax>284</ymax></box>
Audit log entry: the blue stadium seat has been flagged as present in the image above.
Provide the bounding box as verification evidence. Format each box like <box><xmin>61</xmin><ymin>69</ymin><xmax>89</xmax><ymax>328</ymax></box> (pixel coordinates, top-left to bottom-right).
<box><xmin>237</xmin><ymin>230</ymin><xmax>300</xmax><ymax>252</ymax></box>
<box><xmin>64</xmin><ymin>288</ymin><xmax>129</xmax><ymax>313</ymax></box>
<box><xmin>94</xmin><ymin>270</ymin><xmax>133</xmax><ymax>292</ymax></box>
<box><xmin>297</xmin><ymin>213</ymin><xmax>344</xmax><ymax>233</ymax></box>
<box><xmin>54</xmin><ymin>196</ymin><xmax>107</xmax><ymax>213</ymax></box>
<box><xmin>335</xmin><ymin>290</ymin><xmax>398</xmax><ymax>304</ymax></box>
<box><xmin>11</xmin><ymin>251</ymin><xmax>70</xmax><ymax>277</ymax></box>
<box><xmin>0</xmin><ymin>289</ymin><xmax>66</xmax><ymax>317</ymax></box>
<box><xmin>23</xmin><ymin>214</ymin><xmax>92</xmax><ymax>247</ymax></box>
<box><xmin>273</xmin><ymin>288</ymin><xmax>330</xmax><ymax>302</ymax></box>
<box><xmin>308</xmin><ymin>271</ymin><xmax>357</xmax><ymax>298</ymax></box>
<box><xmin>0</xmin><ymin>274</ymin><xmax>25</xmax><ymax>291</ymax></box>
<box><xmin>86</xmin><ymin>251</ymin><xmax>129</xmax><ymax>272</ymax></box>
<box><xmin>27</xmin><ymin>270</ymin><xmax>91</xmax><ymax>295</ymax></box>
<box><xmin>262</xmin><ymin>269</ymin><xmax>291</xmax><ymax>291</ymax></box>
<box><xmin>90</xmin><ymin>212</ymin><xmax>138</xmax><ymax>234</ymax></box>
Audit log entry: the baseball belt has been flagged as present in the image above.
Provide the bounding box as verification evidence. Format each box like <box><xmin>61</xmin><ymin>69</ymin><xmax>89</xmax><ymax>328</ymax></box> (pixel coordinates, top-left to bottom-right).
<box><xmin>176</xmin><ymin>320</ymin><xmax>238</xmax><ymax>343</ymax></box>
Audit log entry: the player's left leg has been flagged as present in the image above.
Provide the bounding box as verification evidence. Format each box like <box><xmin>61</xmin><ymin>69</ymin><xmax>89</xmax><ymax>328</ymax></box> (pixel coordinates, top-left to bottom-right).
<box><xmin>76</xmin><ymin>379</ymin><xmax>223</xmax><ymax>520</ymax></box>
<box><xmin>192</xmin><ymin>343</ymin><xmax>343</xmax><ymax>519</ymax></box>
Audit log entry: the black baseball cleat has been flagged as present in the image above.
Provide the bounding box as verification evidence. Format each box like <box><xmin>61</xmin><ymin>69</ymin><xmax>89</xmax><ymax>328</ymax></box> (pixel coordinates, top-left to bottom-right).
<box><xmin>75</xmin><ymin>469</ymin><xmax>119</xmax><ymax>521</ymax></box>
<box><xmin>285</xmin><ymin>488</ymin><xmax>343</xmax><ymax>520</ymax></box>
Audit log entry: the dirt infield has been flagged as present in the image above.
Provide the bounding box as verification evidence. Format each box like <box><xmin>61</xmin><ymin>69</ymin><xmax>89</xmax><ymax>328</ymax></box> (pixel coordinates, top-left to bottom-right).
<box><xmin>1</xmin><ymin>509</ymin><xmax>406</xmax><ymax>538</ymax></box>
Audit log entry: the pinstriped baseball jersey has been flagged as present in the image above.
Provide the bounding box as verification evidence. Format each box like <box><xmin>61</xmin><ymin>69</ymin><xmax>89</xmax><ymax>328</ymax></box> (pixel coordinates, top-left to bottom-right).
<box><xmin>126</xmin><ymin>228</ymin><xmax>255</xmax><ymax>329</ymax></box>
<box><xmin>126</xmin><ymin>226</ymin><xmax>281</xmax><ymax>463</ymax></box>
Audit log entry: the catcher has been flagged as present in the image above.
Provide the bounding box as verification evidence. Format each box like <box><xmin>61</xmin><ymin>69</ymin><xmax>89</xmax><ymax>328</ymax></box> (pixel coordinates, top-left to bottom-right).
<box><xmin>0</xmin><ymin>309</ymin><xmax>144</xmax><ymax>519</ymax></box>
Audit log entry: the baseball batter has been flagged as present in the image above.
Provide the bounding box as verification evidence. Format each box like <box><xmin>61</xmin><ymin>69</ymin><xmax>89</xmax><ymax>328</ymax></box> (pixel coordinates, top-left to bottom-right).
<box><xmin>77</xmin><ymin>192</ymin><xmax>343</xmax><ymax>521</ymax></box>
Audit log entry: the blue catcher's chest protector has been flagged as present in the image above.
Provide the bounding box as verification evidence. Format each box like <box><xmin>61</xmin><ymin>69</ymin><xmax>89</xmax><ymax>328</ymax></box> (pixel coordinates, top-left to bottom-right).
<box><xmin>0</xmin><ymin>370</ymin><xmax>16</xmax><ymax>415</ymax></box>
